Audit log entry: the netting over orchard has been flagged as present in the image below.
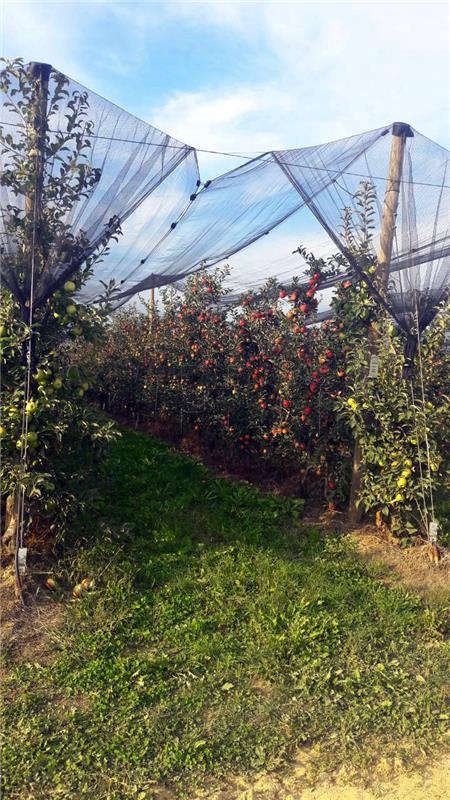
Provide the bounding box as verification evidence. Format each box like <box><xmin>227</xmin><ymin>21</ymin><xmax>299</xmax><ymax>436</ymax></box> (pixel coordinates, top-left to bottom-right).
<box><xmin>1</xmin><ymin>61</ymin><xmax>449</xmax><ymax>337</ymax></box>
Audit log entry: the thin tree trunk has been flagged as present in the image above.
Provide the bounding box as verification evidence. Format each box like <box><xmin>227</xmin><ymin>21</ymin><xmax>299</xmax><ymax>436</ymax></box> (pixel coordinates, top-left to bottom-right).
<box><xmin>1</xmin><ymin>493</ymin><xmax>19</xmax><ymax>557</ymax></box>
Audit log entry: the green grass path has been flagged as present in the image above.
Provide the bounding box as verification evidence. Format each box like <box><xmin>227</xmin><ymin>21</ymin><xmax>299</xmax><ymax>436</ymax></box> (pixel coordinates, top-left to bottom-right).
<box><xmin>2</xmin><ymin>429</ymin><xmax>449</xmax><ymax>799</ymax></box>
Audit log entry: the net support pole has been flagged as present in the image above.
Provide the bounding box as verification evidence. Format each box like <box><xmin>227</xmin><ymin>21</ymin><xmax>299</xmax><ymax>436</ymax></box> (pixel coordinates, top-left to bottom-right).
<box><xmin>348</xmin><ymin>122</ymin><xmax>413</xmax><ymax>525</ymax></box>
<box><xmin>149</xmin><ymin>285</ymin><xmax>155</xmax><ymax>319</ymax></box>
<box><xmin>13</xmin><ymin>63</ymin><xmax>51</xmax><ymax>599</ymax></box>
<box><xmin>24</xmin><ymin>62</ymin><xmax>51</xmax><ymax>304</ymax></box>
<box><xmin>24</xmin><ymin>62</ymin><xmax>51</xmax><ymax>222</ymax></box>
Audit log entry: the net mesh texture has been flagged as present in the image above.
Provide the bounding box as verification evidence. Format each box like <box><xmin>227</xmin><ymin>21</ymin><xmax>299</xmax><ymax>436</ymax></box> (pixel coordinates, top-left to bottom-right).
<box><xmin>1</xmin><ymin>62</ymin><xmax>449</xmax><ymax>337</ymax></box>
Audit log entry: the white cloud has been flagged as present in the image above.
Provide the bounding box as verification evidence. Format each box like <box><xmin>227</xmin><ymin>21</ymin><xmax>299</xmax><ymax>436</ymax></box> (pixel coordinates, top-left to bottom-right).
<box><xmin>152</xmin><ymin>84</ymin><xmax>297</xmax><ymax>174</ymax></box>
<box><xmin>4</xmin><ymin>1</ymin><xmax>448</xmax><ymax>150</ymax></box>
<box><xmin>152</xmin><ymin>0</ymin><xmax>449</xmax><ymax>158</ymax></box>
<box><xmin>1</xmin><ymin>1</ymin><xmax>91</xmax><ymax>82</ymax></box>
<box><xmin>0</xmin><ymin>0</ymin><xmax>157</xmax><ymax>88</ymax></box>
<box><xmin>2</xmin><ymin>0</ymin><xmax>448</xmax><ymax>296</ymax></box>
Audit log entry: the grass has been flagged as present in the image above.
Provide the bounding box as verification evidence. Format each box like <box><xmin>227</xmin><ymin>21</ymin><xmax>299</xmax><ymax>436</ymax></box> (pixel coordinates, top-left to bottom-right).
<box><xmin>1</xmin><ymin>428</ymin><xmax>449</xmax><ymax>799</ymax></box>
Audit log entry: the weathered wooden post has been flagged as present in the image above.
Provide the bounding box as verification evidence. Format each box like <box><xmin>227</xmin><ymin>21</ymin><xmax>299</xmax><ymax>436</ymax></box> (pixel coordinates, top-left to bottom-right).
<box><xmin>348</xmin><ymin>122</ymin><xmax>414</xmax><ymax>524</ymax></box>
<box><xmin>24</xmin><ymin>63</ymin><xmax>51</xmax><ymax>284</ymax></box>
<box><xmin>4</xmin><ymin>63</ymin><xmax>52</xmax><ymax>591</ymax></box>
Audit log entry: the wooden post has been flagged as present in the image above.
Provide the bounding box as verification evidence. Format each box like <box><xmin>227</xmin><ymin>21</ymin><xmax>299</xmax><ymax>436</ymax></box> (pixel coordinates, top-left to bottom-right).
<box><xmin>348</xmin><ymin>123</ymin><xmax>413</xmax><ymax>525</ymax></box>
<box><xmin>24</xmin><ymin>62</ymin><xmax>51</xmax><ymax>301</ymax></box>
<box><xmin>25</xmin><ymin>62</ymin><xmax>51</xmax><ymax>221</ymax></box>
<box><xmin>149</xmin><ymin>285</ymin><xmax>155</xmax><ymax>319</ymax></box>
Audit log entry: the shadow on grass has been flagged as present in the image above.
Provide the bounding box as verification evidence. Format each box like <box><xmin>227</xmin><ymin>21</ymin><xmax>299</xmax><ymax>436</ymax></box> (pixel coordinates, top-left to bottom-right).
<box><xmin>2</xmin><ymin>428</ymin><xmax>449</xmax><ymax>800</ymax></box>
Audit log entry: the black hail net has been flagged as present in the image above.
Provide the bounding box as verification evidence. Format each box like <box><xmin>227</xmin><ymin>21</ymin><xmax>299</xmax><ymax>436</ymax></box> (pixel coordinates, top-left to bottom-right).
<box><xmin>1</xmin><ymin>62</ymin><xmax>449</xmax><ymax>342</ymax></box>
<box><xmin>0</xmin><ymin>62</ymin><xmax>200</xmax><ymax>308</ymax></box>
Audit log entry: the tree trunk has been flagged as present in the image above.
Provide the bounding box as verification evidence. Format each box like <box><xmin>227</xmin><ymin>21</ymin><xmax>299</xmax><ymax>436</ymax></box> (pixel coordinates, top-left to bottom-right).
<box><xmin>1</xmin><ymin>494</ymin><xmax>19</xmax><ymax>558</ymax></box>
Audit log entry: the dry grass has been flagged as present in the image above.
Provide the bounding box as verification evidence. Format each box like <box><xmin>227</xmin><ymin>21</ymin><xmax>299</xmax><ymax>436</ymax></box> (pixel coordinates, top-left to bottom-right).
<box><xmin>198</xmin><ymin>751</ymin><xmax>450</xmax><ymax>800</ymax></box>
<box><xmin>346</xmin><ymin>526</ymin><xmax>450</xmax><ymax>602</ymax></box>
<box><xmin>0</xmin><ymin>565</ymin><xmax>64</xmax><ymax>667</ymax></box>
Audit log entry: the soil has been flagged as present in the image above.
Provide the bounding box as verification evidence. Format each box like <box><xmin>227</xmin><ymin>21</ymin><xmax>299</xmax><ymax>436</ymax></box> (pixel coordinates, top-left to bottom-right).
<box><xmin>195</xmin><ymin>752</ymin><xmax>450</xmax><ymax>799</ymax></box>
<box><xmin>346</xmin><ymin>526</ymin><xmax>450</xmax><ymax>600</ymax></box>
<box><xmin>0</xmin><ymin>565</ymin><xmax>63</xmax><ymax>667</ymax></box>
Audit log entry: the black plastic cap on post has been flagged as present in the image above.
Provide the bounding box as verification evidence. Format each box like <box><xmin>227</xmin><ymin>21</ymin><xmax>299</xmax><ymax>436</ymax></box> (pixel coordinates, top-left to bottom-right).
<box><xmin>392</xmin><ymin>122</ymin><xmax>414</xmax><ymax>138</ymax></box>
<box><xmin>29</xmin><ymin>62</ymin><xmax>52</xmax><ymax>80</ymax></box>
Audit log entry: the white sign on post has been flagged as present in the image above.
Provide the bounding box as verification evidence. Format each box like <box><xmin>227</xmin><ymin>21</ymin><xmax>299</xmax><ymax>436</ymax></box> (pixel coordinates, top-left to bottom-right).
<box><xmin>17</xmin><ymin>547</ymin><xmax>28</xmax><ymax>575</ymax></box>
<box><xmin>368</xmin><ymin>354</ymin><xmax>380</xmax><ymax>378</ymax></box>
<box><xmin>429</xmin><ymin>520</ymin><xmax>439</xmax><ymax>544</ymax></box>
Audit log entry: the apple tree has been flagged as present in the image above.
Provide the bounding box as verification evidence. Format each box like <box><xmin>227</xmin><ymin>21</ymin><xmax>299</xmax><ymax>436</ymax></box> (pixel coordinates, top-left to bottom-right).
<box><xmin>0</xmin><ymin>58</ymin><xmax>118</xmax><ymax>560</ymax></box>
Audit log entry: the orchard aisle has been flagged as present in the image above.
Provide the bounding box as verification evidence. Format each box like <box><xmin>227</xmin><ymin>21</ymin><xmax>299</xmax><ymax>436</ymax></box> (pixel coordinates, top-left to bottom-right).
<box><xmin>2</xmin><ymin>428</ymin><xmax>449</xmax><ymax>800</ymax></box>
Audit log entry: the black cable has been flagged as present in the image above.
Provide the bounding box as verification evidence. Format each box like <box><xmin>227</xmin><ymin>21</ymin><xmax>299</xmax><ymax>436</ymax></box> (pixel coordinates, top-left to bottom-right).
<box><xmin>1</xmin><ymin>120</ymin><xmax>449</xmax><ymax>189</ymax></box>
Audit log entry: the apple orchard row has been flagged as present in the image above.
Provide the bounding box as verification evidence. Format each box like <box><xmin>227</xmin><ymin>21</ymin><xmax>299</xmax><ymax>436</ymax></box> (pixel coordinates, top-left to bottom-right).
<box><xmin>85</xmin><ymin>265</ymin><xmax>450</xmax><ymax>530</ymax></box>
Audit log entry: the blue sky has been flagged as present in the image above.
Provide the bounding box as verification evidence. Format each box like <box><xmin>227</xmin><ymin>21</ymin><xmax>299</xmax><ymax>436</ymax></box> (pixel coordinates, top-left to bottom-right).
<box><xmin>2</xmin><ymin>0</ymin><xmax>449</xmax><ymax>176</ymax></box>
<box><xmin>1</xmin><ymin>0</ymin><xmax>449</xmax><ymax>294</ymax></box>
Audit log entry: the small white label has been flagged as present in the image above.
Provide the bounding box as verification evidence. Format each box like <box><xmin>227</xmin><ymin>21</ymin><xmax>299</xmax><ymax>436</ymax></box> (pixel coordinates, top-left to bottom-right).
<box><xmin>17</xmin><ymin>547</ymin><xmax>28</xmax><ymax>575</ymax></box>
<box><xmin>429</xmin><ymin>520</ymin><xmax>439</xmax><ymax>544</ymax></box>
<box><xmin>368</xmin><ymin>354</ymin><xmax>380</xmax><ymax>378</ymax></box>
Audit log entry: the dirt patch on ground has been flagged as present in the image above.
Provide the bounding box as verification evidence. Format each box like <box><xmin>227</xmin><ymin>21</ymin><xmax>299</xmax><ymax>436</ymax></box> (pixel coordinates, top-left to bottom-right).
<box><xmin>195</xmin><ymin>752</ymin><xmax>450</xmax><ymax>800</ymax></box>
<box><xmin>0</xmin><ymin>565</ymin><xmax>64</xmax><ymax>666</ymax></box>
<box><xmin>345</xmin><ymin>526</ymin><xmax>450</xmax><ymax>601</ymax></box>
<box><xmin>302</xmin><ymin>500</ymin><xmax>450</xmax><ymax>601</ymax></box>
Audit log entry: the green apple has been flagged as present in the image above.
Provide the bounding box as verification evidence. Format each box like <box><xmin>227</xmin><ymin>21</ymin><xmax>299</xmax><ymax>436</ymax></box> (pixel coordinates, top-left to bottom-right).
<box><xmin>27</xmin><ymin>431</ymin><xmax>38</xmax><ymax>448</ymax></box>
<box><xmin>34</xmin><ymin>368</ymin><xmax>47</xmax><ymax>383</ymax></box>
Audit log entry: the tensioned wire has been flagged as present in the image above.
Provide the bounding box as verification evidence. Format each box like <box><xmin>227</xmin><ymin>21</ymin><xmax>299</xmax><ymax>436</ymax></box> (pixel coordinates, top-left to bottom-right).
<box><xmin>15</xmin><ymin>144</ymin><xmax>40</xmax><ymax>600</ymax></box>
<box><xmin>398</xmin><ymin>159</ymin><xmax>436</xmax><ymax>539</ymax></box>
<box><xmin>407</xmin><ymin>376</ymin><xmax>430</xmax><ymax>536</ymax></box>
<box><xmin>2</xmin><ymin>110</ymin><xmax>449</xmax><ymax>323</ymax></box>
<box><xmin>414</xmin><ymin>295</ymin><xmax>436</xmax><ymax>528</ymax></box>
<box><xmin>1</xmin><ymin>120</ymin><xmax>449</xmax><ymax>190</ymax></box>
